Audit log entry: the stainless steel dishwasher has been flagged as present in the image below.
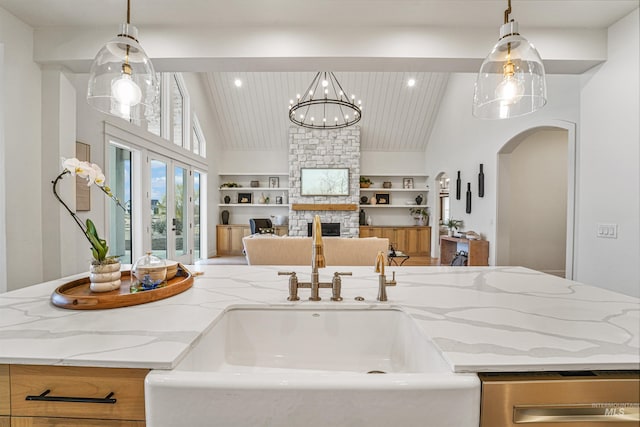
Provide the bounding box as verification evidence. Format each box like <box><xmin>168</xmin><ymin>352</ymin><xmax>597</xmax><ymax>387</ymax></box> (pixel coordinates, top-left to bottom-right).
<box><xmin>479</xmin><ymin>371</ymin><xmax>639</xmax><ymax>426</ymax></box>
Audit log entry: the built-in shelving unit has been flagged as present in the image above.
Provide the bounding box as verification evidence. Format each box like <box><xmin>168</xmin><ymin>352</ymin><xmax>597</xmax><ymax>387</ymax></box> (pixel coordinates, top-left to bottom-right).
<box><xmin>218</xmin><ymin>172</ymin><xmax>291</xmax><ymax>226</ymax></box>
<box><xmin>218</xmin><ymin>172</ymin><xmax>290</xmax><ymax>208</ymax></box>
<box><xmin>359</xmin><ymin>173</ymin><xmax>429</xmax><ymax>208</ymax></box>
<box><xmin>358</xmin><ymin>173</ymin><xmax>430</xmax><ymax>226</ymax></box>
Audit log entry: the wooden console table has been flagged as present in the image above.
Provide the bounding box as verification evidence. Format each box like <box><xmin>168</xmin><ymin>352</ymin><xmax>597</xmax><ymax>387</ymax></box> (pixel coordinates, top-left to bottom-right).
<box><xmin>440</xmin><ymin>236</ymin><xmax>489</xmax><ymax>266</ymax></box>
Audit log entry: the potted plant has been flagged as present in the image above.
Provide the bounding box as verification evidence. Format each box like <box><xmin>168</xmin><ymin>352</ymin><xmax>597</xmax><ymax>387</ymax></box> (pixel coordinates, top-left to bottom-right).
<box><xmin>359</xmin><ymin>176</ymin><xmax>372</xmax><ymax>188</ymax></box>
<box><xmin>220</xmin><ymin>182</ymin><xmax>239</xmax><ymax>188</ymax></box>
<box><xmin>444</xmin><ymin>218</ymin><xmax>463</xmax><ymax>236</ymax></box>
<box><xmin>409</xmin><ymin>207</ymin><xmax>429</xmax><ymax>226</ymax></box>
<box><xmin>52</xmin><ymin>158</ymin><xmax>127</xmax><ymax>292</ymax></box>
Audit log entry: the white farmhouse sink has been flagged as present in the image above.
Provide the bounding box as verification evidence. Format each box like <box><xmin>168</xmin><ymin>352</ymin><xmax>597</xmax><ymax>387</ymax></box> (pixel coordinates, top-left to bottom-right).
<box><xmin>146</xmin><ymin>306</ymin><xmax>480</xmax><ymax>427</ymax></box>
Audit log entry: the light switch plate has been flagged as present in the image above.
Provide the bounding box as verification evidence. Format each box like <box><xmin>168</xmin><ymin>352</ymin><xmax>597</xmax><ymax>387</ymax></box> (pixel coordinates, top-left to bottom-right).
<box><xmin>596</xmin><ymin>223</ymin><xmax>617</xmax><ymax>239</ymax></box>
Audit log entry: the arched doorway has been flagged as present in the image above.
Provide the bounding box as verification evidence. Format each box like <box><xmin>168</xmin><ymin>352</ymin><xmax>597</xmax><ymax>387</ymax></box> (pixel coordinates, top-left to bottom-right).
<box><xmin>431</xmin><ymin>172</ymin><xmax>450</xmax><ymax>258</ymax></box>
<box><xmin>496</xmin><ymin>125</ymin><xmax>576</xmax><ymax>278</ymax></box>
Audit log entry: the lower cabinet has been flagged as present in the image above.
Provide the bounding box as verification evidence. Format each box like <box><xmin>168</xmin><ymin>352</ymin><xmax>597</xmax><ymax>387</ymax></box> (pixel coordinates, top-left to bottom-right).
<box><xmin>216</xmin><ymin>224</ymin><xmax>288</xmax><ymax>256</ymax></box>
<box><xmin>0</xmin><ymin>366</ymin><xmax>8</xmax><ymax>426</ymax></box>
<box><xmin>360</xmin><ymin>226</ymin><xmax>431</xmax><ymax>257</ymax></box>
<box><xmin>10</xmin><ymin>418</ymin><xmax>144</xmax><ymax>426</ymax></box>
<box><xmin>5</xmin><ymin>365</ymin><xmax>148</xmax><ymax>426</ymax></box>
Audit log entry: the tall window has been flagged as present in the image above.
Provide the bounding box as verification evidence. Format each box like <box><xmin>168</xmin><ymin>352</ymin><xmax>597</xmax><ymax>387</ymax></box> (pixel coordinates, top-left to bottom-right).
<box><xmin>171</xmin><ymin>74</ymin><xmax>184</xmax><ymax>147</ymax></box>
<box><xmin>108</xmin><ymin>144</ymin><xmax>133</xmax><ymax>263</ymax></box>
<box><xmin>192</xmin><ymin>113</ymin><xmax>206</xmax><ymax>158</ymax></box>
<box><xmin>145</xmin><ymin>73</ymin><xmax>162</xmax><ymax>137</ymax></box>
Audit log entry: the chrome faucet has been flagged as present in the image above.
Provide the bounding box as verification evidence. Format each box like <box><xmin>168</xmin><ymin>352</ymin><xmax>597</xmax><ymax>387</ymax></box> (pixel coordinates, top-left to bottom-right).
<box><xmin>375</xmin><ymin>251</ymin><xmax>396</xmax><ymax>302</ymax></box>
<box><xmin>279</xmin><ymin>215</ymin><xmax>351</xmax><ymax>301</ymax></box>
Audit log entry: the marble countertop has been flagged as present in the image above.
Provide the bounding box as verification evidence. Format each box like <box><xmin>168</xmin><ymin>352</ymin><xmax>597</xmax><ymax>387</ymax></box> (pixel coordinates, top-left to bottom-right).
<box><xmin>0</xmin><ymin>265</ymin><xmax>638</xmax><ymax>373</ymax></box>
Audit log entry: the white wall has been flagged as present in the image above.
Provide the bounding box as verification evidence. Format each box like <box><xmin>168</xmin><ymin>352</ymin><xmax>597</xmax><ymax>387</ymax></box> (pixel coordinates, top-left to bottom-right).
<box><xmin>577</xmin><ymin>9</ymin><xmax>639</xmax><ymax>297</ymax></box>
<box><xmin>41</xmin><ymin>67</ymin><xmax>77</xmax><ymax>280</ymax></box>
<box><xmin>425</xmin><ymin>73</ymin><xmax>580</xmax><ymax>264</ymax></box>
<box><xmin>0</xmin><ymin>8</ymin><xmax>44</xmax><ymax>291</ymax></box>
<box><xmin>425</xmin><ymin>8</ymin><xmax>639</xmax><ymax>297</ymax></box>
<box><xmin>505</xmin><ymin>130</ymin><xmax>568</xmax><ymax>276</ymax></box>
<box><xmin>0</xmin><ymin>43</ymin><xmax>5</xmax><ymax>293</ymax></box>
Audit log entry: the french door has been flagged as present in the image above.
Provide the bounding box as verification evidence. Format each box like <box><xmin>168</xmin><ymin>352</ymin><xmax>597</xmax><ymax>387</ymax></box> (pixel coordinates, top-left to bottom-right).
<box><xmin>149</xmin><ymin>155</ymin><xmax>192</xmax><ymax>264</ymax></box>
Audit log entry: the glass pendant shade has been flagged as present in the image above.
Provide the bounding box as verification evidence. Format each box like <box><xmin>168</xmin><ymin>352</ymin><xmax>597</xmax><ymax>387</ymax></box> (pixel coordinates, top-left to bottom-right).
<box><xmin>87</xmin><ymin>23</ymin><xmax>158</xmax><ymax>123</ymax></box>
<box><xmin>473</xmin><ymin>21</ymin><xmax>547</xmax><ymax>119</ymax></box>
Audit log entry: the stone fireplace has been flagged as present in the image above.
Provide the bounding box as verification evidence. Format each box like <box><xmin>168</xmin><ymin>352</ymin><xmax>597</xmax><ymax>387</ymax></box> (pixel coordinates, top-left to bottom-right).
<box><xmin>288</xmin><ymin>126</ymin><xmax>360</xmax><ymax>237</ymax></box>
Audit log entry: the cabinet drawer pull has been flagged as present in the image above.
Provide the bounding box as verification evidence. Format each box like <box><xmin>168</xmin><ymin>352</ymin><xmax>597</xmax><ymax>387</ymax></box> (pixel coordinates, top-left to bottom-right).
<box><xmin>25</xmin><ymin>389</ymin><xmax>117</xmax><ymax>404</ymax></box>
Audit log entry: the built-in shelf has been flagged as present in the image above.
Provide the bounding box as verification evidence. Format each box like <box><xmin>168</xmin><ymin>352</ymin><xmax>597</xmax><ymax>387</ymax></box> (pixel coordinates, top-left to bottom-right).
<box><xmin>218</xmin><ymin>203</ymin><xmax>289</xmax><ymax>208</ymax></box>
<box><xmin>359</xmin><ymin>204</ymin><xmax>428</xmax><ymax>208</ymax></box>
<box><xmin>359</xmin><ymin>187</ymin><xmax>430</xmax><ymax>192</ymax></box>
<box><xmin>218</xmin><ymin>172</ymin><xmax>288</xmax><ymax>176</ymax></box>
<box><xmin>219</xmin><ymin>187</ymin><xmax>289</xmax><ymax>192</ymax></box>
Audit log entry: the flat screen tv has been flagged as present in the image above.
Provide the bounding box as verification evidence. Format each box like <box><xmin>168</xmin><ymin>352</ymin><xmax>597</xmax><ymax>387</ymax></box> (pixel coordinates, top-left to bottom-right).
<box><xmin>300</xmin><ymin>168</ymin><xmax>349</xmax><ymax>196</ymax></box>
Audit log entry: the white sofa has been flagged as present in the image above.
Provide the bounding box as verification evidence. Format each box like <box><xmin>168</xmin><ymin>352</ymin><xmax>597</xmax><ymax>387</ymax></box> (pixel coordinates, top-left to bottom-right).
<box><xmin>242</xmin><ymin>235</ymin><xmax>389</xmax><ymax>266</ymax></box>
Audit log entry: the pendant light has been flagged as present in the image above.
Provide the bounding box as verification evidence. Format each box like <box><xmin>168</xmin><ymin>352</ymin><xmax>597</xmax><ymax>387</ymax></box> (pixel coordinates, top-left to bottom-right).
<box><xmin>289</xmin><ymin>72</ymin><xmax>362</xmax><ymax>129</ymax></box>
<box><xmin>472</xmin><ymin>0</ymin><xmax>546</xmax><ymax>119</ymax></box>
<box><xmin>87</xmin><ymin>0</ymin><xmax>158</xmax><ymax>123</ymax></box>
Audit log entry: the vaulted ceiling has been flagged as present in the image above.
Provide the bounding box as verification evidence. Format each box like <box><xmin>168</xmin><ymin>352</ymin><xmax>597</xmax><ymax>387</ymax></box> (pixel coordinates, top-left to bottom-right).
<box><xmin>203</xmin><ymin>71</ymin><xmax>449</xmax><ymax>151</ymax></box>
<box><xmin>1</xmin><ymin>0</ymin><xmax>637</xmax><ymax>151</ymax></box>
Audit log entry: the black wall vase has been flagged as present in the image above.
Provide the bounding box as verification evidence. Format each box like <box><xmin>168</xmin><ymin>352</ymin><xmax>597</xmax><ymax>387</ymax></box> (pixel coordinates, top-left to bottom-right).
<box><xmin>478</xmin><ymin>164</ymin><xmax>485</xmax><ymax>198</ymax></box>
<box><xmin>466</xmin><ymin>183</ymin><xmax>472</xmax><ymax>214</ymax></box>
<box><xmin>456</xmin><ymin>171</ymin><xmax>461</xmax><ymax>200</ymax></box>
<box><xmin>359</xmin><ymin>209</ymin><xmax>366</xmax><ymax>226</ymax></box>
<box><xmin>221</xmin><ymin>210</ymin><xmax>230</xmax><ymax>225</ymax></box>
<box><xmin>224</xmin><ymin>195</ymin><xmax>231</xmax><ymax>204</ymax></box>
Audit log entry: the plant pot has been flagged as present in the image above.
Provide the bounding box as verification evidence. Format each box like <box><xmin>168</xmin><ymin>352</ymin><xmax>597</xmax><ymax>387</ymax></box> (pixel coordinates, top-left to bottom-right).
<box><xmin>89</xmin><ymin>261</ymin><xmax>121</xmax><ymax>293</ymax></box>
<box><xmin>360</xmin><ymin>183</ymin><xmax>370</xmax><ymax>188</ymax></box>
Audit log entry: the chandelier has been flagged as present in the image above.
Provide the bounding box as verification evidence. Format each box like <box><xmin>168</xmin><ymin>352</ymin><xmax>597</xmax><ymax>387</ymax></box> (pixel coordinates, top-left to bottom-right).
<box><xmin>288</xmin><ymin>72</ymin><xmax>362</xmax><ymax>129</ymax></box>
<box><xmin>472</xmin><ymin>0</ymin><xmax>547</xmax><ymax>119</ymax></box>
<box><xmin>87</xmin><ymin>0</ymin><xmax>158</xmax><ymax>123</ymax></box>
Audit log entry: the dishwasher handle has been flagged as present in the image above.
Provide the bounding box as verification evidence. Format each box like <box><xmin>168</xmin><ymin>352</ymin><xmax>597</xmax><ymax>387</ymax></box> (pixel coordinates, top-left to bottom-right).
<box><xmin>514</xmin><ymin>404</ymin><xmax>639</xmax><ymax>423</ymax></box>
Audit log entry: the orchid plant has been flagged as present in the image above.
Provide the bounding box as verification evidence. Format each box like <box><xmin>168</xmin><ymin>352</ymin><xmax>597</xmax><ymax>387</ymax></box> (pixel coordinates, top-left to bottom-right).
<box><xmin>52</xmin><ymin>158</ymin><xmax>126</xmax><ymax>265</ymax></box>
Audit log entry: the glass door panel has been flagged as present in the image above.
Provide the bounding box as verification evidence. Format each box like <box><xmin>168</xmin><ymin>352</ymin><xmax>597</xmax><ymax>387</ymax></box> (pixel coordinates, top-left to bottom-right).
<box><xmin>173</xmin><ymin>165</ymin><xmax>188</xmax><ymax>260</ymax></box>
<box><xmin>150</xmin><ymin>159</ymin><xmax>168</xmax><ymax>259</ymax></box>
<box><xmin>193</xmin><ymin>171</ymin><xmax>201</xmax><ymax>260</ymax></box>
<box><xmin>108</xmin><ymin>144</ymin><xmax>132</xmax><ymax>264</ymax></box>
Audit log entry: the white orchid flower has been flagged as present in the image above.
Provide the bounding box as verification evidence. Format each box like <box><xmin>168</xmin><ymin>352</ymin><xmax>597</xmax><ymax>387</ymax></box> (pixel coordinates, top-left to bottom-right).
<box><xmin>76</xmin><ymin>161</ymin><xmax>98</xmax><ymax>186</ymax></box>
<box><xmin>62</xmin><ymin>158</ymin><xmax>82</xmax><ymax>176</ymax></box>
<box><xmin>94</xmin><ymin>172</ymin><xmax>106</xmax><ymax>187</ymax></box>
<box><xmin>91</xmin><ymin>163</ymin><xmax>103</xmax><ymax>175</ymax></box>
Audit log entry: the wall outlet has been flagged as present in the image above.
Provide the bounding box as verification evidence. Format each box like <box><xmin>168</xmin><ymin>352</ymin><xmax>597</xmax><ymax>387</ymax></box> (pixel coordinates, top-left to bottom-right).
<box><xmin>596</xmin><ymin>223</ymin><xmax>618</xmax><ymax>239</ymax></box>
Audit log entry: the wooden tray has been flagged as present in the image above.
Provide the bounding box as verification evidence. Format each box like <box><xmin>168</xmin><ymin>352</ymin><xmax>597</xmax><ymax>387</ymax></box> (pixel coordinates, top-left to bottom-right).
<box><xmin>51</xmin><ymin>265</ymin><xmax>194</xmax><ymax>310</ymax></box>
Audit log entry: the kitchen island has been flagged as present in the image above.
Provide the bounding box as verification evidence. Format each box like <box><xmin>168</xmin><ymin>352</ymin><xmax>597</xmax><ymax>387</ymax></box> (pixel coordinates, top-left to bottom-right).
<box><xmin>0</xmin><ymin>266</ymin><xmax>638</xmax><ymax>426</ymax></box>
<box><xmin>1</xmin><ymin>265</ymin><xmax>637</xmax><ymax>372</ymax></box>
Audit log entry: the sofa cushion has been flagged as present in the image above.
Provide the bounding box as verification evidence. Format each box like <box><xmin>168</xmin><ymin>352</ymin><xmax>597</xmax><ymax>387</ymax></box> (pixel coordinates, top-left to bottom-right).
<box><xmin>242</xmin><ymin>236</ymin><xmax>389</xmax><ymax>266</ymax></box>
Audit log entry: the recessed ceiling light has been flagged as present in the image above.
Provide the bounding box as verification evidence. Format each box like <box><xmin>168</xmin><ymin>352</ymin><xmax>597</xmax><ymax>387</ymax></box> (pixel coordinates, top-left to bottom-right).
<box><xmin>234</xmin><ymin>78</ymin><xmax>242</xmax><ymax>88</ymax></box>
<box><xmin>407</xmin><ymin>78</ymin><xmax>416</xmax><ymax>87</ymax></box>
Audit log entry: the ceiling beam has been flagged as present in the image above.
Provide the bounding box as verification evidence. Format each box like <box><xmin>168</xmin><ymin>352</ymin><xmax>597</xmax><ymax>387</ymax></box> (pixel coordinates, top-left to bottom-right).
<box><xmin>34</xmin><ymin>25</ymin><xmax>606</xmax><ymax>74</ymax></box>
